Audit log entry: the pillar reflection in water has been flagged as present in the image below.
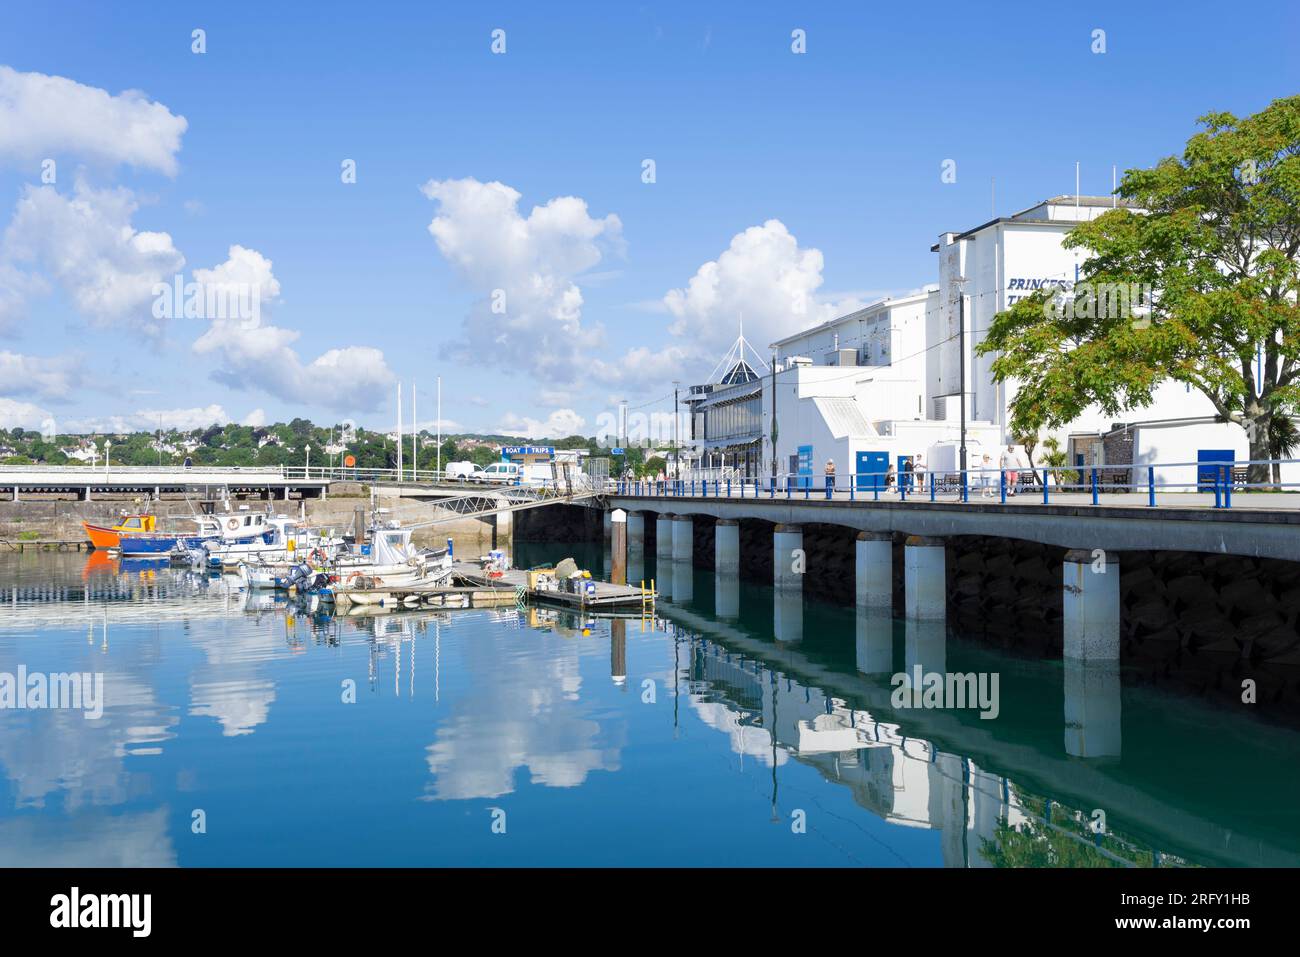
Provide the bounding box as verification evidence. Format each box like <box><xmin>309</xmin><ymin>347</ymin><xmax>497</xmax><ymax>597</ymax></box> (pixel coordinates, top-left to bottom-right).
<box><xmin>855</xmin><ymin>606</ymin><xmax>894</xmax><ymax>675</ymax></box>
<box><xmin>627</xmin><ymin>554</ymin><xmax>646</xmax><ymax>593</ymax></box>
<box><xmin>1063</xmin><ymin>657</ymin><xmax>1122</xmax><ymax>758</ymax></box>
<box><xmin>903</xmin><ymin>618</ymin><xmax>947</xmax><ymax>695</ymax></box>
<box><xmin>671</xmin><ymin>560</ymin><xmax>693</xmax><ymax>605</ymax></box>
<box><xmin>610</xmin><ymin>618</ymin><xmax>627</xmax><ymax>689</ymax></box>
<box><xmin>715</xmin><ymin>570</ymin><xmax>740</xmax><ymax>620</ymax></box>
<box><xmin>774</xmin><ymin>586</ymin><xmax>803</xmax><ymax>643</ymax></box>
<box><xmin>656</xmin><ymin>558</ymin><xmax>672</xmax><ymax>601</ymax></box>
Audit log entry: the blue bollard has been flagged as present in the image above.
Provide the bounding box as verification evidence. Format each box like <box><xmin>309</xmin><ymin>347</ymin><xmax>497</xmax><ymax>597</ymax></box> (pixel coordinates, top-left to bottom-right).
<box><xmin>1000</xmin><ymin>470</ymin><xmax>1007</xmax><ymax>503</ymax></box>
<box><xmin>1148</xmin><ymin>466</ymin><xmax>1155</xmax><ymax>507</ymax></box>
<box><xmin>961</xmin><ymin>470</ymin><xmax>968</xmax><ymax>503</ymax></box>
<box><xmin>727</xmin><ymin>479</ymin><xmax>731</xmax><ymax>497</ymax></box>
<box><xmin>930</xmin><ymin>473</ymin><xmax>936</xmax><ymax>502</ymax></box>
<box><xmin>873</xmin><ymin>474</ymin><xmax>880</xmax><ymax>502</ymax></box>
<box><xmin>1042</xmin><ymin>469</ymin><xmax>1049</xmax><ymax>504</ymax></box>
<box><xmin>1091</xmin><ymin>468</ymin><xmax>1098</xmax><ymax>505</ymax></box>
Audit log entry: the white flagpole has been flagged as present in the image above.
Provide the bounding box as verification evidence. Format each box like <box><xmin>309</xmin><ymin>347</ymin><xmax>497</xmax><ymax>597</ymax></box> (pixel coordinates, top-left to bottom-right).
<box><xmin>436</xmin><ymin>376</ymin><xmax>442</xmax><ymax>477</ymax></box>
<box><xmin>396</xmin><ymin>381</ymin><xmax>403</xmax><ymax>481</ymax></box>
<box><xmin>412</xmin><ymin>383</ymin><xmax>417</xmax><ymax>482</ymax></box>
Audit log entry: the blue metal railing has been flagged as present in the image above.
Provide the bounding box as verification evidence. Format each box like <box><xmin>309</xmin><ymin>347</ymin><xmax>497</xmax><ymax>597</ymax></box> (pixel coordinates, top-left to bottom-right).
<box><xmin>611</xmin><ymin>458</ymin><xmax>1300</xmax><ymax>510</ymax></box>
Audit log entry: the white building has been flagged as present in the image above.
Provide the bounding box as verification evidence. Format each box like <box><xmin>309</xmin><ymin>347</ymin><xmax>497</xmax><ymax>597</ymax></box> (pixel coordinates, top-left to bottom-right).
<box><xmin>680</xmin><ymin>194</ymin><xmax>1296</xmax><ymax>490</ymax></box>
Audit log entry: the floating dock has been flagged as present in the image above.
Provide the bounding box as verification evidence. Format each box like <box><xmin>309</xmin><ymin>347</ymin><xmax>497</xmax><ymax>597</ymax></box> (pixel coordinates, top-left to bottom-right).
<box><xmin>331</xmin><ymin>561</ymin><xmax>655</xmax><ymax>612</ymax></box>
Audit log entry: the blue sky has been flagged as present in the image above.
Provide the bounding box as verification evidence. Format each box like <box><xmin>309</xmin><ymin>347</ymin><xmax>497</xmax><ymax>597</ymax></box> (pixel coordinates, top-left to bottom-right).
<box><xmin>0</xmin><ymin>0</ymin><xmax>1296</xmax><ymax>438</ymax></box>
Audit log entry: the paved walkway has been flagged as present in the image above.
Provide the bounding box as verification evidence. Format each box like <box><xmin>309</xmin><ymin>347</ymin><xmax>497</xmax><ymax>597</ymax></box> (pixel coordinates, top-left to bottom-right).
<box><xmin>620</xmin><ymin>485</ymin><xmax>1300</xmax><ymax>513</ymax></box>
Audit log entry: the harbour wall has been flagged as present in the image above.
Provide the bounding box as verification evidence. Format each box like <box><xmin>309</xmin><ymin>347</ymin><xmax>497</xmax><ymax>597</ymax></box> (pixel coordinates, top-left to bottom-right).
<box><xmin>554</xmin><ymin>504</ymin><xmax>1300</xmax><ymax>723</ymax></box>
<box><xmin>0</xmin><ymin>494</ymin><xmax>501</xmax><ymax>551</ymax></box>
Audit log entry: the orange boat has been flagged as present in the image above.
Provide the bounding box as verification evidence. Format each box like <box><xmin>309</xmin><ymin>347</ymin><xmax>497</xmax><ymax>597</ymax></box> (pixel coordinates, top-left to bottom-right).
<box><xmin>82</xmin><ymin>514</ymin><xmax>157</xmax><ymax>551</ymax></box>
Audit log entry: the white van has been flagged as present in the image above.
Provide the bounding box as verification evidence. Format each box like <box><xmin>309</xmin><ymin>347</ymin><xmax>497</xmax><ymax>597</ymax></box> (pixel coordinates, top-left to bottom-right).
<box><xmin>474</xmin><ymin>462</ymin><xmax>522</xmax><ymax>484</ymax></box>
<box><xmin>445</xmin><ymin>461</ymin><xmax>482</xmax><ymax>481</ymax></box>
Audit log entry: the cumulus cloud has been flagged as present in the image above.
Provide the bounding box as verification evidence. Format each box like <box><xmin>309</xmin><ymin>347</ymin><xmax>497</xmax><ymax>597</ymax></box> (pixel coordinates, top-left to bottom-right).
<box><xmin>496</xmin><ymin>408</ymin><xmax>586</xmax><ymax>440</ymax></box>
<box><xmin>0</xmin><ymin>65</ymin><xmax>187</xmax><ymax>175</ymax></box>
<box><xmin>663</xmin><ymin>219</ymin><xmax>861</xmax><ymax>353</ymax></box>
<box><xmin>242</xmin><ymin>408</ymin><xmax>267</xmax><ymax>428</ymax></box>
<box><xmin>0</xmin><ymin>351</ymin><xmax>83</xmax><ymax>399</ymax></box>
<box><xmin>1</xmin><ymin>179</ymin><xmax>184</xmax><ymax>332</ymax></box>
<box><xmin>0</xmin><ymin>396</ymin><xmax>51</xmax><ymax>430</ymax></box>
<box><xmin>191</xmin><ymin>246</ymin><xmax>395</xmax><ymax>412</ymax></box>
<box><xmin>421</xmin><ymin>177</ymin><xmax>622</xmax><ymax>383</ymax></box>
<box><xmin>69</xmin><ymin>405</ymin><xmax>230</xmax><ymax>433</ymax></box>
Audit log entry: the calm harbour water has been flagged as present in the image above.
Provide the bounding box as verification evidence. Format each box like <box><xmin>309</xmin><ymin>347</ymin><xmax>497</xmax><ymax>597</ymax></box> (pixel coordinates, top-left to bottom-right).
<box><xmin>0</xmin><ymin>545</ymin><xmax>1297</xmax><ymax>868</ymax></box>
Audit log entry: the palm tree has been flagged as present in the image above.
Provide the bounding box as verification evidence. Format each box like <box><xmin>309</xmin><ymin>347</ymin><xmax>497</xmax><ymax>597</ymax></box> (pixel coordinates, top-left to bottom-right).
<box><xmin>1269</xmin><ymin>415</ymin><xmax>1299</xmax><ymax>488</ymax></box>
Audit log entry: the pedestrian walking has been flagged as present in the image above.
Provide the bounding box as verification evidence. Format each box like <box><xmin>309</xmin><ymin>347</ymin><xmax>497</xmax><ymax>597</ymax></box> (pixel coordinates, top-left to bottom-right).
<box><xmin>1001</xmin><ymin>445</ymin><xmax>1020</xmax><ymax>496</ymax></box>
<box><xmin>979</xmin><ymin>454</ymin><xmax>995</xmax><ymax>497</ymax></box>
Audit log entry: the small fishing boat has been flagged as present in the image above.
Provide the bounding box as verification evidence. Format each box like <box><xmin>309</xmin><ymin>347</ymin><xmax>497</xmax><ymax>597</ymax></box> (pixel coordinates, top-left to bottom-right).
<box><xmin>82</xmin><ymin>513</ymin><xmax>157</xmax><ymax>551</ymax></box>
<box><xmin>116</xmin><ymin>512</ymin><xmax>265</xmax><ymax>558</ymax></box>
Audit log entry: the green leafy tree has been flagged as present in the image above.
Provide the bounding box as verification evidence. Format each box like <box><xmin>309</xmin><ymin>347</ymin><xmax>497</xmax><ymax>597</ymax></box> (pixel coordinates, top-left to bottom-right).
<box><xmin>979</xmin><ymin>97</ymin><xmax>1300</xmax><ymax>486</ymax></box>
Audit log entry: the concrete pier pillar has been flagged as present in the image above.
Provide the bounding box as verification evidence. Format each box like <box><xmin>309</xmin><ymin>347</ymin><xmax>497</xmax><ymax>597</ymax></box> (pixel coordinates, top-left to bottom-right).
<box><xmin>856</xmin><ymin>531</ymin><xmax>892</xmax><ymax>609</ymax></box>
<box><xmin>715</xmin><ymin>519</ymin><xmax>739</xmax><ymax>575</ymax></box>
<box><xmin>773</xmin><ymin>524</ymin><xmax>803</xmax><ymax>591</ymax></box>
<box><xmin>603</xmin><ymin>509</ymin><xmax>612</xmax><ymax>542</ymax></box>
<box><xmin>627</xmin><ymin>511</ymin><xmax>645</xmax><ymax>555</ymax></box>
<box><xmin>671</xmin><ymin>560</ymin><xmax>693</xmax><ymax>604</ymax></box>
<box><xmin>903</xmin><ymin>535</ymin><xmax>946</xmax><ymax>620</ymax></box>
<box><xmin>855</xmin><ymin>606</ymin><xmax>894</xmax><ymax>675</ymax></box>
<box><xmin>1064</xmin><ymin>658</ymin><xmax>1123</xmax><ymax>758</ymax></box>
<box><xmin>655</xmin><ymin>514</ymin><xmax>673</xmax><ymax>561</ymax></box>
<box><xmin>1063</xmin><ymin>549</ymin><xmax>1120</xmax><ymax>662</ymax></box>
<box><xmin>672</xmin><ymin>514</ymin><xmax>693</xmax><ymax>562</ymax></box>
<box><xmin>610</xmin><ymin>508</ymin><xmax>627</xmax><ymax>585</ymax></box>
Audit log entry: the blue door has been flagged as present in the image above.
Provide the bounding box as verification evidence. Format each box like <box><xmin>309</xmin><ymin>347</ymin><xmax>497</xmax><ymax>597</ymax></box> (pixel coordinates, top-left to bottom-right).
<box><xmin>797</xmin><ymin>445</ymin><xmax>814</xmax><ymax>489</ymax></box>
<box><xmin>856</xmin><ymin>451</ymin><xmax>888</xmax><ymax>491</ymax></box>
<box><xmin>1197</xmin><ymin>449</ymin><xmax>1234</xmax><ymax>493</ymax></box>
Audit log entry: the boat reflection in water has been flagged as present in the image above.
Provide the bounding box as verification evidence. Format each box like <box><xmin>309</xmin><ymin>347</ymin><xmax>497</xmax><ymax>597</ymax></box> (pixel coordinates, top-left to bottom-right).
<box><xmin>0</xmin><ymin>549</ymin><xmax>1297</xmax><ymax>867</ymax></box>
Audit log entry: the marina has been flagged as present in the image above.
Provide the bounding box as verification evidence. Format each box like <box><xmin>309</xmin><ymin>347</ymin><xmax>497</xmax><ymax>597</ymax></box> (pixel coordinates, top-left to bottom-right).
<box><xmin>0</xmin><ymin>544</ymin><xmax>1296</xmax><ymax>870</ymax></box>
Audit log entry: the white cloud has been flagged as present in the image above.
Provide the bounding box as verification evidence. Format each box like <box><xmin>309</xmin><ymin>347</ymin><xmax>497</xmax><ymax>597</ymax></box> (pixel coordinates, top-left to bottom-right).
<box><xmin>191</xmin><ymin>246</ymin><xmax>395</xmax><ymax>412</ymax></box>
<box><xmin>496</xmin><ymin>408</ymin><xmax>586</xmax><ymax>439</ymax></box>
<box><xmin>1</xmin><ymin>179</ymin><xmax>184</xmax><ymax>331</ymax></box>
<box><xmin>131</xmin><ymin>404</ymin><xmax>230</xmax><ymax>431</ymax></box>
<box><xmin>663</xmin><ymin>219</ymin><xmax>860</xmax><ymax>353</ymax></box>
<box><xmin>242</xmin><ymin>408</ymin><xmax>267</xmax><ymax>428</ymax></box>
<box><xmin>421</xmin><ymin>177</ymin><xmax>623</xmax><ymax>383</ymax></box>
<box><xmin>0</xmin><ymin>351</ymin><xmax>82</xmax><ymax>399</ymax></box>
<box><xmin>0</xmin><ymin>66</ymin><xmax>187</xmax><ymax>175</ymax></box>
<box><xmin>191</xmin><ymin>243</ymin><xmax>282</xmax><ymax>311</ymax></box>
<box><xmin>69</xmin><ymin>405</ymin><xmax>230</xmax><ymax>433</ymax></box>
<box><xmin>0</xmin><ymin>396</ymin><xmax>51</xmax><ymax>430</ymax></box>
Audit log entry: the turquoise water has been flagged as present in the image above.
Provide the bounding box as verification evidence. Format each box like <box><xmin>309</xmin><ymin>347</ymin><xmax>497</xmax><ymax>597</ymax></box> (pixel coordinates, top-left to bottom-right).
<box><xmin>0</xmin><ymin>546</ymin><xmax>1297</xmax><ymax>867</ymax></box>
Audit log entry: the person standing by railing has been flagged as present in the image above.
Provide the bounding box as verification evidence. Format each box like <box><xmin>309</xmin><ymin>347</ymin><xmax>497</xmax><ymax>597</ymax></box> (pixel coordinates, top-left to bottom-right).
<box><xmin>824</xmin><ymin>459</ymin><xmax>836</xmax><ymax>497</ymax></box>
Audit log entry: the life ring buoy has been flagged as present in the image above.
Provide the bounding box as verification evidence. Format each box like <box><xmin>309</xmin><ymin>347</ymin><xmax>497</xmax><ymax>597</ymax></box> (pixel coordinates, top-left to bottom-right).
<box><xmin>227</xmin><ymin>518</ymin><xmax>239</xmax><ymax>530</ymax></box>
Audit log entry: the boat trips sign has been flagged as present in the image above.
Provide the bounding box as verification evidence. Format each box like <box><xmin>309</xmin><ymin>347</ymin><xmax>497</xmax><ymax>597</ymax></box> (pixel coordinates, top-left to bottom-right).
<box><xmin>502</xmin><ymin>445</ymin><xmax>554</xmax><ymax>462</ymax></box>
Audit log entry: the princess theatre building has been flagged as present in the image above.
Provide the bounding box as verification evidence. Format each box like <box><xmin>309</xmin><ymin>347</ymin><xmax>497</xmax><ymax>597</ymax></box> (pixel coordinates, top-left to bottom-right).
<box><xmin>685</xmin><ymin>195</ymin><xmax>1294</xmax><ymax>490</ymax></box>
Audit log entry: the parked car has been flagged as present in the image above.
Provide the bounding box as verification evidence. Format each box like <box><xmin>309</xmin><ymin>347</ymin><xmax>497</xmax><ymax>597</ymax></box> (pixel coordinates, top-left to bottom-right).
<box><xmin>473</xmin><ymin>462</ymin><xmax>522</xmax><ymax>484</ymax></box>
<box><xmin>444</xmin><ymin>461</ymin><xmax>482</xmax><ymax>482</ymax></box>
